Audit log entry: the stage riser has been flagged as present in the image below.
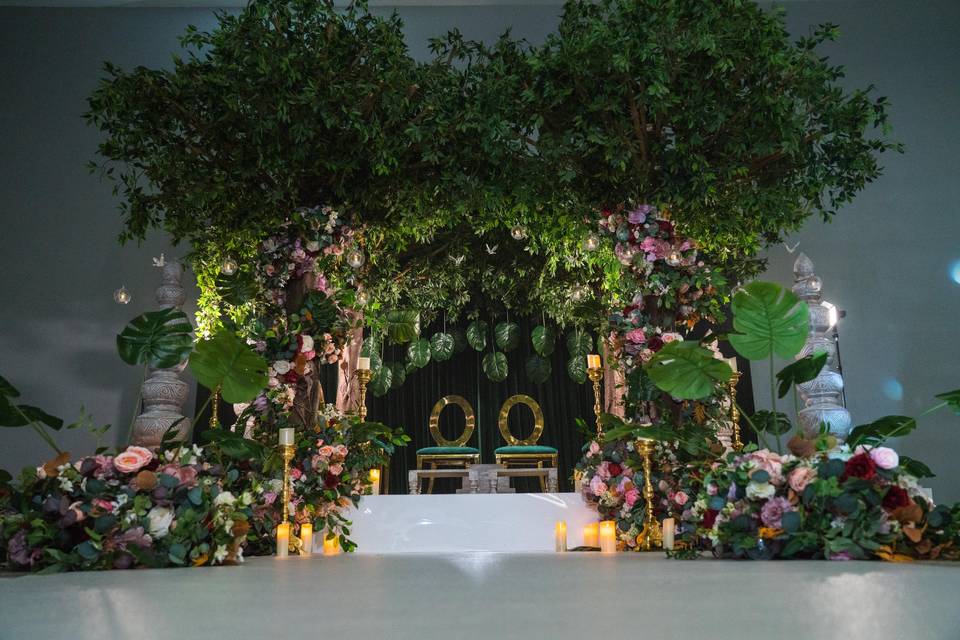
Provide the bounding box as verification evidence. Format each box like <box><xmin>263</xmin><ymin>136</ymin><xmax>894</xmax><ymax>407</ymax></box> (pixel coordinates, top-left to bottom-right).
<box><xmin>348</xmin><ymin>493</ymin><xmax>595</xmax><ymax>553</ymax></box>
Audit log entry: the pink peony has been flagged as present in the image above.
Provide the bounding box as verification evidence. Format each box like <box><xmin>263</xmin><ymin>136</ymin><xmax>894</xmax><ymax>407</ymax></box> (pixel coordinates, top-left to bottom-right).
<box><xmin>673</xmin><ymin>491</ymin><xmax>689</xmax><ymax>506</ymax></box>
<box><xmin>159</xmin><ymin>463</ymin><xmax>198</xmax><ymax>488</ymax></box>
<box><xmin>865</xmin><ymin>446</ymin><xmax>899</xmax><ymax>470</ymax></box>
<box><xmin>624</xmin><ymin>487</ymin><xmax>641</xmax><ymax>507</ymax></box>
<box><xmin>290</xmin><ymin>467</ymin><xmax>303</xmax><ymax>481</ymax></box>
<box><xmin>113</xmin><ymin>446</ymin><xmax>154</xmax><ymax>474</ymax></box>
<box><xmin>760</xmin><ymin>496</ymin><xmax>794</xmax><ymax>529</ymax></box>
<box><xmin>588</xmin><ymin>441</ymin><xmax>601</xmax><ymax>456</ymax></box>
<box><xmin>589</xmin><ymin>475</ymin><xmax>608</xmax><ymax>497</ymax></box>
<box><xmin>746</xmin><ymin>450</ymin><xmax>784</xmax><ymax>485</ymax></box>
<box><xmin>788</xmin><ymin>466</ymin><xmax>817</xmax><ymax>493</ymax></box>
<box><xmin>625</xmin><ymin>328</ymin><xmax>647</xmax><ymax>344</ymax></box>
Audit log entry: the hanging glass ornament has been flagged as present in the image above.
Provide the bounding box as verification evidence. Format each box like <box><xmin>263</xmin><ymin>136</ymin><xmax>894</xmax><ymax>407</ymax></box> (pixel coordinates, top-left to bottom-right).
<box><xmin>510</xmin><ymin>225</ymin><xmax>527</xmax><ymax>240</ymax></box>
<box><xmin>220</xmin><ymin>255</ymin><xmax>238</xmax><ymax>276</ymax></box>
<box><xmin>582</xmin><ymin>233</ymin><xmax>600</xmax><ymax>252</ymax></box>
<box><xmin>356</xmin><ymin>290</ymin><xmax>370</xmax><ymax>307</ymax></box>
<box><xmin>113</xmin><ymin>286</ymin><xmax>131</xmax><ymax>305</ymax></box>
<box><xmin>346</xmin><ymin>249</ymin><xmax>365</xmax><ymax>269</ymax></box>
<box><xmin>666</xmin><ymin>250</ymin><xmax>682</xmax><ymax>266</ymax></box>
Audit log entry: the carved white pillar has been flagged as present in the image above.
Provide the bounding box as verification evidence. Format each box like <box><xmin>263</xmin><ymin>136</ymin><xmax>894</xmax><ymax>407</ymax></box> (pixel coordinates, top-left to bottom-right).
<box><xmin>131</xmin><ymin>259</ymin><xmax>192</xmax><ymax>447</ymax></box>
<box><xmin>792</xmin><ymin>253</ymin><xmax>851</xmax><ymax>439</ymax></box>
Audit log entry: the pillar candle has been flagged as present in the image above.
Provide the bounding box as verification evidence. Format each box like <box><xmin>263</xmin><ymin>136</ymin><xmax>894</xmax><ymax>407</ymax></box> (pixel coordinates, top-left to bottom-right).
<box><xmin>599</xmin><ymin>520</ymin><xmax>617</xmax><ymax>553</ymax></box>
<box><xmin>276</xmin><ymin>522</ymin><xmax>290</xmax><ymax>558</ymax></box>
<box><xmin>555</xmin><ymin>521</ymin><xmax>567</xmax><ymax>552</ymax></box>
<box><xmin>586</xmin><ymin>354</ymin><xmax>601</xmax><ymax>369</ymax></box>
<box><xmin>323</xmin><ymin>536</ymin><xmax>340</xmax><ymax>556</ymax></box>
<box><xmin>300</xmin><ymin>523</ymin><xmax>313</xmax><ymax>556</ymax></box>
<box><xmin>663</xmin><ymin>518</ymin><xmax>675</xmax><ymax>551</ymax></box>
<box><xmin>358</xmin><ymin>356</ymin><xmax>371</xmax><ymax>371</ymax></box>
<box><xmin>278</xmin><ymin>427</ymin><xmax>295</xmax><ymax>446</ymax></box>
<box><xmin>583</xmin><ymin>522</ymin><xmax>599</xmax><ymax>548</ymax></box>
<box><xmin>369</xmin><ymin>468</ymin><xmax>381</xmax><ymax>495</ymax></box>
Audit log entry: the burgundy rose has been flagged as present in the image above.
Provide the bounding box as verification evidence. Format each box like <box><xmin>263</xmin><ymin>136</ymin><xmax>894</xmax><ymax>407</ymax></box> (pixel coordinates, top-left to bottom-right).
<box><xmin>282</xmin><ymin>371</ymin><xmax>299</xmax><ymax>384</ymax></box>
<box><xmin>882</xmin><ymin>486</ymin><xmax>912</xmax><ymax>511</ymax></box>
<box><xmin>647</xmin><ymin>336</ymin><xmax>664</xmax><ymax>352</ymax></box>
<box><xmin>323</xmin><ymin>472</ymin><xmax>340</xmax><ymax>489</ymax></box>
<box><xmin>607</xmin><ymin>462</ymin><xmax>623</xmax><ymax>478</ymax></box>
<box><xmin>842</xmin><ymin>453</ymin><xmax>877</xmax><ymax>481</ymax></box>
<box><xmin>701</xmin><ymin>509</ymin><xmax>719</xmax><ymax>529</ymax></box>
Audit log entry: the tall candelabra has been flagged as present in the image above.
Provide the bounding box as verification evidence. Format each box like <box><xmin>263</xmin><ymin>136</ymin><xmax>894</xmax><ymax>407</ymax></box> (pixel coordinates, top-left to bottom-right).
<box><xmin>280</xmin><ymin>439</ymin><xmax>303</xmax><ymax>555</ymax></box>
<box><xmin>587</xmin><ymin>365</ymin><xmax>604</xmax><ymax>441</ymax></box>
<box><xmin>635</xmin><ymin>437</ymin><xmax>662</xmax><ymax>551</ymax></box>
<box><xmin>356</xmin><ymin>368</ymin><xmax>372</xmax><ymax>421</ymax></box>
<box><xmin>729</xmin><ymin>371</ymin><xmax>743</xmax><ymax>451</ymax></box>
<box><xmin>792</xmin><ymin>253</ymin><xmax>851</xmax><ymax>439</ymax></box>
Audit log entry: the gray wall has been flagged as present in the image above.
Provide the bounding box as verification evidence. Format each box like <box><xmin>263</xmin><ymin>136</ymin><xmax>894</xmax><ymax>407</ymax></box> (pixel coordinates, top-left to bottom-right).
<box><xmin>1</xmin><ymin>1</ymin><xmax>958</xmax><ymax>501</ymax></box>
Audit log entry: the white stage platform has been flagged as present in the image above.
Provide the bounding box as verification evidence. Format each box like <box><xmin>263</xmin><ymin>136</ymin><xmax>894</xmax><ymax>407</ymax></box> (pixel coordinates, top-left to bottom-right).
<box><xmin>348</xmin><ymin>493</ymin><xmax>596</xmax><ymax>553</ymax></box>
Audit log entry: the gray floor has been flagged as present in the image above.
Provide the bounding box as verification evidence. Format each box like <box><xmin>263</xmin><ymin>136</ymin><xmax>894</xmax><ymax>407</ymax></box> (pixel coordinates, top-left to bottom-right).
<box><xmin>1</xmin><ymin>553</ymin><xmax>959</xmax><ymax>640</ymax></box>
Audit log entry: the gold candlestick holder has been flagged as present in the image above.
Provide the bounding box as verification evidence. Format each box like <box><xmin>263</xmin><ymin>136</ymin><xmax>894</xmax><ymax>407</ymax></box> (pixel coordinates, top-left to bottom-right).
<box><xmin>587</xmin><ymin>366</ymin><xmax>604</xmax><ymax>442</ymax></box>
<box><xmin>356</xmin><ymin>368</ymin><xmax>372</xmax><ymax>421</ymax></box>
<box><xmin>280</xmin><ymin>442</ymin><xmax>303</xmax><ymax>555</ymax></box>
<box><xmin>635</xmin><ymin>437</ymin><xmax>663</xmax><ymax>551</ymax></box>
<box><xmin>729</xmin><ymin>371</ymin><xmax>743</xmax><ymax>451</ymax></box>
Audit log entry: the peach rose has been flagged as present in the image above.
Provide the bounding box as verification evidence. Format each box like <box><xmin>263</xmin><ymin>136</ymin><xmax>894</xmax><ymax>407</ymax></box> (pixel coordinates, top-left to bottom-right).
<box><xmin>113</xmin><ymin>446</ymin><xmax>154</xmax><ymax>474</ymax></box>
<box><xmin>788</xmin><ymin>466</ymin><xmax>817</xmax><ymax>493</ymax></box>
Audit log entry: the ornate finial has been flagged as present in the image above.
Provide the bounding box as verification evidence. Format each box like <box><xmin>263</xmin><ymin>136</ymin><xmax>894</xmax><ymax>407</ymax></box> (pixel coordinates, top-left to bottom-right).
<box><xmin>793</xmin><ymin>252</ymin><xmax>814</xmax><ymax>278</ymax></box>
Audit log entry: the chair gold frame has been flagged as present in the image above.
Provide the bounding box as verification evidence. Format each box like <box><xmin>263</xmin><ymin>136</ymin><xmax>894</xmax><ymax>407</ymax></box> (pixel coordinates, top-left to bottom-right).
<box><xmin>494</xmin><ymin>394</ymin><xmax>557</xmax><ymax>491</ymax></box>
<box><xmin>416</xmin><ymin>395</ymin><xmax>481</xmax><ymax>494</ymax></box>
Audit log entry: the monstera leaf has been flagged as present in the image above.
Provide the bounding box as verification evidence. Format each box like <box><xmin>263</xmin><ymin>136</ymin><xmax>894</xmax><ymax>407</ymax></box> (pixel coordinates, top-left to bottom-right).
<box><xmin>389</xmin><ymin>362</ymin><xmax>407</xmax><ymax>389</ymax></box>
<box><xmin>566</xmin><ymin>329</ymin><xmax>592</xmax><ymax>357</ymax></box>
<box><xmin>467</xmin><ymin>320</ymin><xmax>488</xmax><ymax>351</ymax></box>
<box><xmin>531</xmin><ymin>325</ymin><xmax>556</xmax><ymax>357</ymax></box>
<box><xmin>215</xmin><ymin>270</ymin><xmax>257</xmax><ymax>307</ymax></box>
<box><xmin>646</xmin><ymin>340</ymin><xmax>733</xmax><ymax>400</ymax></box>
<box><xmin>385</xmin><ymin>310</ymin><xmax>420</xmax><ymax>344</ymax></box>
<box><xmin>0</xmin><ymin>399</ymin><xmax>64</xmax><ymax>430</ymax></box>
<box><xmin>751</xmin><ymin>411</ymin><xmax>793</xmax><ymax>435</ymax></box>
<box><xmin>776</xmin><ymin>352</ymin><xmax>827</xmax><ymax>398</ymax></box>
<box><xmin>451</xmin><ymin>328</ymin><xmax>469</xmax><ymax>353</ymax></box>
<box><xmin>847</xmin><ymin>415</ymin><xmax>917</xmax><ymax>448</ymax></box>
<box><xmin>483</xmin><ymin>352</ymin><xmax>508</xmax><ymax>382</ymax></box>
<box><xmin>430</xmin><ymin>333</ymin><xmax>455</xmax><ymax>362</ymax></box>
<box><xmin>495</xmin><ymin>322</ymin><xmax>521</xmax><ymax>352</ymax></box>
<box><xmin>525</xmin><ymin>354</ymin><xmax>552</xmax><ymax>385</ymax></box>
<box><xmin>370</xmin><ymin>366</ymin><xmax>393</xmax><ymax>397</ymax></box>
<box><xmin>188</xmin><ymin>329</ymin><xmax>269</xmax><ymax>403</ymax></box>
<box><xmin>566</xmin><ymin>355</ymin><xmax>587</xmax><ymax>384</ymax></box>
<box><xmin>407</xmin><ymin>339</ymin><xmax>432</xmax><ymax>369</ymax></box>
<box><xmin>0</xmin><ymin>374</ymin><xmax>19</xmax><ymax>398</ymax></box>
<box><xmin>117</xmin><ymin>308</ymin><xmax>193</xmax><ymax>369</ymax></box>
<box><xmin>728</xmin><ymin>281</ymin><xmax>809</xmax><ymax>360</ymax></box>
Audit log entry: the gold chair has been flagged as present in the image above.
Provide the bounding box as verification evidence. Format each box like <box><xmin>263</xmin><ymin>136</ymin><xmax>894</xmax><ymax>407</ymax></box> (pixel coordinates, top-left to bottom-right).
<box><xmin>416</xmin><ymin>395</ymin><xmax>481</xmax><ymax>494</ymax></box>
<box><xmin>494</xmin><ymin>394</ymin><xmax>557</xmax><ymax>491</ymax></box>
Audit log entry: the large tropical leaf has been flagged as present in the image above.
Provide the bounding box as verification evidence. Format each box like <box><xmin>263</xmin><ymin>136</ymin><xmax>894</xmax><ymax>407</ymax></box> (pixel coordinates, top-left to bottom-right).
<box><xmin>646</xmin><ymin>340</ymin><xmax>733</xmax><ymax>400</ymax></box>
<box><xmin>201</xmin><ymin>429</ymin><xmax>266</xmax><ymax>461</ymax></box>
<box><xmin>360</xmin><ymin>335</ymin><xmax>379</xmax><ymax>358</ymax></box>
<box><xmin>406</xmin><ymin>339</ymin><xmax>432</xmax><ymax>369</ymax></box>
<box><xmin>728</xmin><ymin>281</ymin><xmax>809</xmax><ymax>360</ymax></box>
<box><xmin>370</xmin><ymin>366</ymin><xmax>393</xmax><ymax>397</ymax></box>
<box><xmin>847</xmin><ymin>415</ymin><xmax>917</xmax><ymax>448</ymax></box>
<box><xmin>188</xmin><ymin>329</ymin><xmax>269</xmax><ymax>403</ymax></box>
<box><xmin>0</xmin><ymin>375</ymin><xmax>20</xmax><ymax>398</ymax></box>
<box><xmin>467</xmin><ymin>320</ymin><xmax>488</xmax><ymax>351</ymax></box>
<box><xmin>482</xmin><ymin>352</ymin><xmax>508</xmax><ymax>382</ymax></box>
<box><xmin>385</xmin><ymin>310</ymin><xmax>420</xmax><ymax>344</ymax></box>
<box><xmin>566</xmin><ymin>355</ymin><xmax>587</xmax><ymax>384</ymax></box>
<box><xmin>430</xmin><ymin>333</ymin><xmax>455</xmax><ymax>362</ymax></box>
<box><xmin>935</xmin><ymin>389</ymin><xmax>960</xmax><ymax>414</ymax></box>
<box><xmin>751</xmin><ymin>410</ymin><xmax>792</xmax><ymax>435</ymax></box>
<box><xmin>525</xmin><ymin>354</ymin><xmax>552</xmax><ymax>385</ymax></box>
<box><xmin>215</xmin><ymin>270</ymin><xmax>257</xmax><ymax>307</ymax></box>
<box><xmin>117</xmin><ymin>308</ymin><xmax>193</xmax><ymax>369</ymax></box>
<box><xmin>495</xmin><ymin>322</ymin><xmax>521</xmax><ymax>352</ymax></box>
<box><xmin>0</xmin><ymin>398</ymin><xmax>64</xmax><ymax>430</ymax></box>
<box><xmin>776</xmin><ymin>352</ymin><xmax>828</xmax><ymax>398</ymax></box>
<box><xmin>450</xmin><ymin>328</ymin><xmax>468</xmax><ymax>353</ymax></box>
<box><xmin>531</xmin><ymin>325</ymin><xmax>556</xmax><ymax>357</ymax></box>
<box><xmin>388</xmin><ymin>362</ymin><xmax>407</xmax><ymax>389</ymax></box>
<box><xmin>566</xmin><ymin>329</ymin><xmax>592</xmax><ymax>357</ymax></box>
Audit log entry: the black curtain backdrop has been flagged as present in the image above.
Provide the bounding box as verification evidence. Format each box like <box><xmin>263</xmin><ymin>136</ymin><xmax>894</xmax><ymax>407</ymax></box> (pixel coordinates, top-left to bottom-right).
<box><xmin>195</xmin><ymin>313</ymin><xmax>756</xmax><ymax>495</ymax></box>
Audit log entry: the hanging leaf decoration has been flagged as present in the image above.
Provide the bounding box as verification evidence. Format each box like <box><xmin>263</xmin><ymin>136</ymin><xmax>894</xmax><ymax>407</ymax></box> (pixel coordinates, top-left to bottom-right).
<box><xmin>495</xmin><ymin>322</ymin><xmax>521</xmax><ymax>352</ymax></box>
<box><xmin>406</xmin><ymin>339</ymin><xmax>432</xmax><ymax>369</ymax></box>
<box><xmin>645</xmin><ymin>340</ymin><xmax>733</xmax><ymax>401</ymax></box>
<box><xmin>531</xmin><ymin>325</ymin><xmax>556</xmax><ymax>357</ymax></box>
<box><xmin>775</xmin><ymin>352</ymin><xmax>828</xmax><ymax>398</ymax></box>
<box><xmin>566</xmin><ymin>355</ymin><xmax>587</xmax><ymax>384</ymax></box>
<box><xmin>728</xmin><ymin>281</ymin><xmax>808</xmax><ymax>360</ymax></box>
<box><xmin>117</xmin><ymin>308</ymin><xmax>194</xmax><ymax>369</ymax></box>
<box><xmin>369</xmin><ymin>365</ymin><xmax>393</xmax><ymax>397</ymax></box>
<box><xmin>215</xmin><ymin>270</ymin><xmax>257</xmax><ymax>307</ymax></box>
<box><xmin>188</xmin><ymin>329</ymin><xmax>269</xmax><ymax>403</ymax></box>
<box><xmin>482</xmin><ymin>352</ymin><xmax>509</xmax><ymax>382</ymax></box>
<box><xmin>430</xmin><ymin>333</ymin><xmax>455</xmax><ymax>362</ymax></box>
<box><xmin>389</xmin><ymin>362</ymin><xmax>407</xmax><ymax>389</ymax></box>
<box><xmin>467</xmin><ymin>320</ymin><xmax>488</xmax><ymax>351</ymax></box>
<box><xmin>385</xmin><ymin>310</ymin><xmax>420</xmax><ymax>344</ymax></box>
<box><xmin>566</xmin><ymin>329</ymin><xmax>592</xmax><ymax>357</ymax></box>
<box><xmin>525</xmin><ymin>354</ymin><xmax>552</xmax><ymax>385</ymax></box>
<box><xmin>450</xmin><ymin>328</ymin><xmax>468</xmax><ymax>353</ymax></box>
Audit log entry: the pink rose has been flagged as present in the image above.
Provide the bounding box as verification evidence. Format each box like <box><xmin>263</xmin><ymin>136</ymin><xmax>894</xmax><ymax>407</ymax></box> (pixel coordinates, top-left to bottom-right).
<box><xmin>860</xmin><ymin>446</ymin><xmax>899</xmax><ymax>470</ymax></box>
<box><xmin>158</xmin><ymin>463</ymin><xmax>198</xmax><ymax>488</ymax></box>
<box><xmin>589</xmin><ymin>475</ymin><xmax>608</xmax><ymax>496</ymax></box>
<box><xmin>588</xmin><ymin>441</ymin><xmax>601</xmax><ymax>456</ymax></box>
<box><xmin>788</xmin><ymin>466</ymin><xmax>817</xmax><ymax>493</ymax></box>
<box><xmin>328</xmin><ymin>463</ymin><xmax>344</xmax><ymax>476</ymax></box>
<box><xmin>624</xmin><ymin>487</ymin><xmax>641</xmax><ymax>507</ymax></box>
<box><xmin>625</xmin><ymin>328</ymin><xmax>647</xmax><ymax>344</ymax></box>
<box><xmin>673</xmin><ymin>491</ymin><xmax>689</xmax><ymax>506</ymax></box>
<box><xmin>760</xmin><ymin>496</ymin><xmax>794</xmax><ymax>529</ymax></box>
<box><xmin>93</xmin><ymin>498</ymin><xmax>116</xmax><ymax>513</ymax></box>
<box><xmin>290</xmin><ymin>467</ymin><xmax>303</xmax><ymax>481</ymax></box>
<box><xmin>113</xmin><ymin>446</ymin><xmax>154</xmax><ymax>474</ymax></box>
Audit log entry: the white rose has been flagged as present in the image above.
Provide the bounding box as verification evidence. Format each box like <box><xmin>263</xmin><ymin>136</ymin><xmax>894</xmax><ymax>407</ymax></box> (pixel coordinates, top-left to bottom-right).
<box><xmin>273</xmin><ymin>360</ymin><xmax>292</xmax><ymax>375</ymax></box>
<box><xmin>214</xmin><ymin>491</ymin><xmax>236</xmax><ymax>506</ymax></box>
<box><xmin>746</xmin><ymin>481</ymin><xmax>776</xmax><ymax>500</ymax></box>
<box><xmin>300</xmin><ymin>335</ymin><xmax>315</xmax><ymax>353</ymax></box>
<box><xmin>306</xmin><ymin>241</ymin><xmax>320</xmax><ymax>252</ymax></box>
<box><xmin>147</xmin><ymin>506</ymin><xmax>174</xmax><ymax>539</ymax></box>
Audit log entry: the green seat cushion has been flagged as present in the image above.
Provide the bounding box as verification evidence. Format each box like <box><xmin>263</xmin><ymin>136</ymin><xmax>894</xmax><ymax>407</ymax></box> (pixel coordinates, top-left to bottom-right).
<box><xmin>416</xmin><ymin>446</ymin><xmax>480</xmax><ymax>455</ymax></box>
<box><xmin>494</xmin><ymin>445</ymin><xmax>558</xmax><ymax>455</ymax></box>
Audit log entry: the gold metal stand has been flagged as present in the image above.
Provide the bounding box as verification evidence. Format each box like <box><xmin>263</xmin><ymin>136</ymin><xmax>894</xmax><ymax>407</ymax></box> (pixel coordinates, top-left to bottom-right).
<box><xmin>280</xmin><ymin>442</ymin><xmax>303</xmax><ymax>555</ymax></box>
<box><xmin>635</xmin><ymin>438</ymin><xmax>662</xmax><ymax>551</ymax></box>
<box><xmin>356</xmin><ymin>369</ymin><xmax>372</xmax><ymax>421</ymax></box>
<box><xmin>729</xmin><ymin>371</ymin><xmax>743</xmax><ymax>451</ymax></box>
<box><xmin>209</xmin><ymin>386</ymin><xmax>221</xmax><ymax>429</ymax></box>
<box><xmin>587</xmin><ymin>366</ymin><xmax>604</xmax><ymax>441</ymax></box>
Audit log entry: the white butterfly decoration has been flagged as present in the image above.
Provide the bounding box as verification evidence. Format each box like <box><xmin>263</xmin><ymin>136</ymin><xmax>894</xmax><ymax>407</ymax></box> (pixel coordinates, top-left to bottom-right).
<box><xmin>450</xmin><ymin>254</ymin><xmax>466</xmax><ymax>266</ymax></box>
<box><xmin>783</xmin><ymin>242</ymin><xmax>800</xmax><ymax>254</ymax></box>
<box><xmin>485</xmin><ymin>244</ymin><xmax>498</xmax><ymax>255</ymax></box>
<box><xmin>152</xmin><ymin>253</ymin><xmax>166</xmax><ymax>267</ymax></box>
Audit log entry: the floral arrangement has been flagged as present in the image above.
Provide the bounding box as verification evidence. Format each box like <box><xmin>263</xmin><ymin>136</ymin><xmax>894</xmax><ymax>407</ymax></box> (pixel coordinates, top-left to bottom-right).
<box><xmin>678</xmin><ymin>436</ymin><xmax>959</xmax><ymax>560</ymax></box>
<box><xmin>0</xmin><ymin>444</ymin><xmax>252</xmax><ymax>572</ymax></box>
